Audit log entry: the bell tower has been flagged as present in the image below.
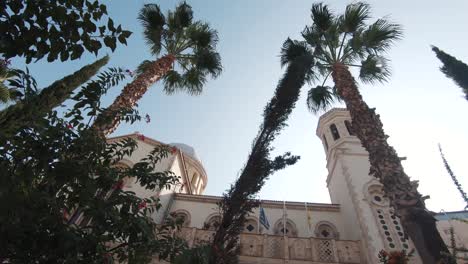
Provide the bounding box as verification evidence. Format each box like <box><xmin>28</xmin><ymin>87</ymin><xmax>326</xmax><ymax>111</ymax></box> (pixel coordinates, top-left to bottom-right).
<box><xmin>316</xmin><ymin>108</ymin><xmax>419</xmax><ymax>264</ymax></box>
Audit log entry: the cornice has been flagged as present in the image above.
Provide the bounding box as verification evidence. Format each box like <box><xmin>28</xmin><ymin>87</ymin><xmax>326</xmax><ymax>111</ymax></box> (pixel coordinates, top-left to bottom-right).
<box><xmin>316</xmin><ymin>108</ymin><xmax>349</xmax><ymax>136</ymax></box>
<box><xmin>174</xmin><ymin>193</ymin><xmax>341</xmax><ymax>212</ymax></box>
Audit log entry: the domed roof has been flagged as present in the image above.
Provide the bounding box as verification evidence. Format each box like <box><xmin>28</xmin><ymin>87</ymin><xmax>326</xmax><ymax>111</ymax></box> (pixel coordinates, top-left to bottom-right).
<box><xmin>169</xmin><ymin>143</ymin><xmax>201</xmax><ymax>162</ymax></box>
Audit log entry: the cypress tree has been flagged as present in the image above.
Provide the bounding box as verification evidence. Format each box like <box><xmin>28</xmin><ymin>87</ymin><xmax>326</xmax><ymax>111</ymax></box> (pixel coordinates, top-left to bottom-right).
<box><xmin>0</xmin><ymin>56</ymin><xmax>109</xmax><ymax>137</ymax></box>
<box><xmin>432</xmin><ymin>46</ymin><xmax>468</xmax><ymax>101</ymax></box>
<box><xmin>208</xmin><ymin>51</ymin><xmax>314</xmax><ymax>264</ymax></box>
<box><xmin>439</xmin><ymin>144</ymin><xmax>468</xmax><ymax>209</ymax></box>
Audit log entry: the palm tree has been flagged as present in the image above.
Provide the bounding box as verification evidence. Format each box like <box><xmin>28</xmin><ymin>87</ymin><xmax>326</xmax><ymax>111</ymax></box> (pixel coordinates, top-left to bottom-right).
<box><xmin>283</xmin><ymin>3</ymin><xmax>448</xmax><ymax>263</ymax></box>
<box><xmin>92</xmin><ymin>2</ymin><xmax>221</xmax><ymax>136</ymax></box>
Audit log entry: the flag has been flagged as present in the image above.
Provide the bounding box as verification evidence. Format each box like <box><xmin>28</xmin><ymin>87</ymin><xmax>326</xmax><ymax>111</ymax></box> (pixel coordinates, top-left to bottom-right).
<box><xmin>259</xmin><ymin>206</ymin><xmax>270</xmax><ymax>230</ymax></box>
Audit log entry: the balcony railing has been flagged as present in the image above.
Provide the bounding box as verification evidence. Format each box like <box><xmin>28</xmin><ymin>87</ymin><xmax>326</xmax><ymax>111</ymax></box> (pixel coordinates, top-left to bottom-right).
<box><xmin>177</xmin><ymin>227</ymin><xmax>362</xmax><ymax>263</ymax></box>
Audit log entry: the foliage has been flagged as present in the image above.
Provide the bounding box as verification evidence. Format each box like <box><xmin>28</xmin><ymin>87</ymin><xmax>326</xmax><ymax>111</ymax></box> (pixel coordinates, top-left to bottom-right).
<box><xmin>137</xmin><ymin>2</ymin><xmax>222</xmax><ymax>94</ymax></box>
<box><xmin>0</xmin><ymin>0</ymin><xmax>132</xmax><ymax>63</ymax></box>
<box><xmin>378</xmin><ymin>249</ymin><xmax>413</xmax><ymax>264</ymax></box>
<box><xmin>172</xmin><ymin>245</ymin><xmax>211</xmax><ymax>264</ymax></box>
<box><xmin>293</xmin><ymin>3</ymin><xmax>452</xmax><ymax>263</ymax></box>
<box><xmin>279</xmin><ymin>2</ymin><xmax>402</xmax><ymax>113</ymax></box>
<box><xmin>0</xmin><ymin>56</ymin><xmax>109</xmax><ymax>138</ymax></box>
<box><xmin>438</xmin><ymin>144</ymin><xmax>468</xmax><ymax>209</ymax></box>
<box><xmin>91</xmin><ymin>2</ymin><xmax>223</xmax><ymax>136</ymax></box>
<box><xmin>209</xmin><ymin>49</ymin><xmax>313</xmax><ymax>264</ymax></box>
<box><xmin>432</xmin><ymin>46</ymin><xmax>468</xmax><ymax>101</ymax></box>
<box><xmin>0</xmin><ymin>66</ymin><xmax>185</xmax><ymax>263</ymax></box>
<box><xmin>0</xmin><ymin>58</ymin><xmax>15</xmax><ymax>103</ymax></box>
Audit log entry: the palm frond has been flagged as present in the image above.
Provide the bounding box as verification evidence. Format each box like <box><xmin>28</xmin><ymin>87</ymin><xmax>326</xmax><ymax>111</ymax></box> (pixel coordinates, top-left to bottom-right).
<box><xmin>306</xmin><ymin>85</ymin><xmax>338</xmax><ymax>113</ymax></box>
<box><xmin>182</xmin><ymin>68</ymin><xmax>206</xmax><ymax>95</ymax></box>
<box><xmin>0</xmin><ymin>83</ymin><xmax>11</xmax><ymax>103</ymax></box>
<box><xmin>163</xmin><ymin>70</ymin><xmax>184</xmax><ymax>94</ymax></box>
<box><xmin>173</xmin><ymin>2</ymin><xmax>193</xmax><ymax>29</ymax></box>
<box><xmin>193</xmin><ymin>47</ymin><xmax>222</xmax><ymax>78</ymax></box>
<box><xmin>138</xmin><ymin>4</ymin><xmax>166</xmax><ymax>55</ymax></box>
<box><xmin>358</xmin><ymin>54</ymin><xmax>391</xmax><ymax>84</ymax></box>
<box><xmin>343</xmin><ymin>29</ymin><xmax>366</xmax><ymax>62</ymax></box>
<box><xmin>280</xmin><ymin>38</ymin><xmax>312</xmax><ymax>67</ymax></box>
<box><xmin>362</xmin><ymin>18</ymin><xmax>402</xmax><ymax>53</ymax></box>
<box><xmin>187</xmin><ymin>21</ymin><xmax>219</xmax><ymax>49</ymax></box>
<box><xmin>339</xmin><ymin>2</ymin><xmax>371</xmax><ymax>33</ymax></box>
<box><xmin>135</xmin><ymin>60</ymin><xmax>153</xmax><ymax>76</ymax></box>
<box><xmin>311</xmin><ymin>3</ymin><xmax>334</xmax><ymax>31</ymax></box>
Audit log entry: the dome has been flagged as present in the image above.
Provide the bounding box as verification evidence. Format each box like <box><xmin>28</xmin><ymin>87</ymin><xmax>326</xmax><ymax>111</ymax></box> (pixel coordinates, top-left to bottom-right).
<box><xmin>169</xmin><ymin>143</ymin><xmax>201</xmax><ymax>162</ymax></box>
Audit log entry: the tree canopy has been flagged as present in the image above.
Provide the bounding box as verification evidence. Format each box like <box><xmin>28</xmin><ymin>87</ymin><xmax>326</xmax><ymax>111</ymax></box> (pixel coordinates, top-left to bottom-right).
<box><xmin>0</xmin><ymin>65</ymin><xmax>186</xmax><ymax>263</ymax></box>
<box><xmin>136</xmin><ymin>2</ymin><xmax>222</xmax><ymax>94</ymax></box>
<box><xmin>0</xmin><ymin>0</ymin><xmax>132</xmax><ymax>63</ymax></box>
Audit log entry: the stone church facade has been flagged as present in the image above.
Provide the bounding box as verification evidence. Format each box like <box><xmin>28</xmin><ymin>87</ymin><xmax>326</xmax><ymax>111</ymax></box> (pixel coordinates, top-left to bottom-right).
<box><xmin>108</xmin><ymin>108</ymin><xmax>468</xmax><ymax>263</ymax></box>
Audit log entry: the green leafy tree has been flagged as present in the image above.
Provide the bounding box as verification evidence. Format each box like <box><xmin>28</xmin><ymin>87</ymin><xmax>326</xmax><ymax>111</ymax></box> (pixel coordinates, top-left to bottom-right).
<box><xmin>0</xmin><ymin>56</ymin><xmax>109</xmax><ymax>137</ymax></box>
<box><xmin>438</xmin><ymin>144</ymin><xmax>468</xmax><ymax>209</ymax></box>
<box><xmin>207</xmin><ymin>43</ymin><xmax>311</xmax><ymax>264</ymax></box>
<box><xmin>92</xmin><ymin>2</ymin><xmax>222</xmax><ymax>136</ymax></box>
<box><xmin>0</xmin><ymin>67</ymin><xmax>185</xmax><ymax>263</ymax></box>
<box><xmin>0</xmin><ymin>0</ymin><xmax>132</xmax><ymax>63</ymax></box>
<box><xmin>432</xmin><ymin>46</ymin><xmax>468</xmax><ymax>101</ymax></box>
<box><xmin>282</xmin><ymin>3</ymin><xmax>448</xmax><ymax>263</ymax></box>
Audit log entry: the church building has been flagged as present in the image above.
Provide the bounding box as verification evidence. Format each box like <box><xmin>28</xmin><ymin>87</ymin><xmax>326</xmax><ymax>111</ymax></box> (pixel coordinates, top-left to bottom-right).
<box><xmin>108</xmin><ymin>108</ymin><xmax>468</xmax><ymax>264</ymax></box>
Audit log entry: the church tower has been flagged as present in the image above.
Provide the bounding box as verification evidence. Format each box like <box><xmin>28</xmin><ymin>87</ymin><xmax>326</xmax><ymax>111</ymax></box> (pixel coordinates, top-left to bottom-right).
<box><xmin>317</xmin><ymin>108</ymin><xmax>416</xmax><ymax>264</ymax></box>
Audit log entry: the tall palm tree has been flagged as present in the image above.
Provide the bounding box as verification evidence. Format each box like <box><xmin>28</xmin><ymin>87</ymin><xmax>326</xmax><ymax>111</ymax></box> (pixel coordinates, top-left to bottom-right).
<box><xmin>92</xmin><ymin>2</ymin><xmax>222</xmax><ymax>135</ymax></box>
<box><xmin>283</xmin><ymin>3</ymin><xmax>448</xmax><ymax>263</ymax></box>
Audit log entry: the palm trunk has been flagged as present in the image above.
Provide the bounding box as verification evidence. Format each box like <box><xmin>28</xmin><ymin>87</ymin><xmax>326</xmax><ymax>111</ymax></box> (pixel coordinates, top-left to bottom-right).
<box><xmin>92</xmin><ymin>54</ymin><xmax>175</xmax><ymax>136</ymax></box>
<box><xmin>331</xmin><ymin>63</ymin><xmax>449</xmax><ymax>264</ymax></box>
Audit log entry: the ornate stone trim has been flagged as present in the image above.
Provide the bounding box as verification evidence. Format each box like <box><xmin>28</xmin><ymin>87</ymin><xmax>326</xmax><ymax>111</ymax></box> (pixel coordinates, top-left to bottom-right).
<box><xmin>174</xmin><ymin>193</ymin><xmax>340</xmax><ymax>212</ymax></box>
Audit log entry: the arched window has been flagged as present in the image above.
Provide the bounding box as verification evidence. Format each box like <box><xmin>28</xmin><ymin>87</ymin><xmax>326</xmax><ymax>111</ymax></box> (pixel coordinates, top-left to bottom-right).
<box><xmin>170</xmin><ymin>210</ymin><xmax>191</xmax><ymax>227</ymax></box>
<box><xmin>344</xmin><ymin>120</ymin><xmax>354</xmax><ymax>136</ymax></box>
<box><xmin>314</xmin><ymin>221</ymin><xmax>339</xmax><ymax>239</ymax></box>
<box><xmin>329</xmin><ymin>124</ymin><xmax>340</xmax><ymax>140</ymax></box>
<box><xmin>322</xmin><ymin>135</ymin><xmax>329</xmax><ymax>151</ymax></box>
<box><xmin>273</xmin><ymin>219</ymin><xmax>298</xmax><ymax>237</ymax></box>
<box><xmin>191</xmin><ymin>173</ymin><xmax>198</xmax><ymax>187</ymax></box>
<box><xmin>204</xmin><ymin>215</ymin><xmax>221</xmax><ymax>231</ymax></box>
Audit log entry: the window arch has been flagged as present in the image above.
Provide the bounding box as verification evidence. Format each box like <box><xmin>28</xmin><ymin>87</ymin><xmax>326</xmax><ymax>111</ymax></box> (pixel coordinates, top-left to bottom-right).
<box><xmin>314</xmin><ymin>221</ymin><xmax>339</xmax><ymax>239</ymax></box>
<box><xmin>170</xmin><ymin>210</ymin><xmax>191</xmax><ymax>227</ymax></box>
<box><xmin>329</xmin><ymin>124</ymin><xmax>340</xmax><ymax>140</ymax></box>
<box><xmin>204</xmin><ymin>214</ymin><xmax>221</xmax><ymax>231</ymax></box>
<box><xmin>344</xmin><ymin>120</ymin><xmax>354</xmax><ymax>136</ymax></box>
<box><xmin>273</xmin><ymin>219</ymin><xmax>298</xmax><ymax>237</ymax></box>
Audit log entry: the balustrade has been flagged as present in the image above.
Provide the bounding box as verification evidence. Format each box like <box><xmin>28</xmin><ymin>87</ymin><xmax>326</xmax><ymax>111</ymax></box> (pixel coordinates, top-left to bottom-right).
<box><xmin>176</xmin><ymin>227</ymin><xmax>361</xmax><ymax>263</ymax></box>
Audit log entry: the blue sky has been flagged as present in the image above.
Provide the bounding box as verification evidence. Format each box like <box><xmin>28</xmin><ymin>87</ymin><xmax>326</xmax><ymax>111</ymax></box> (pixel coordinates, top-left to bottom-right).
<box><xmin>13</xmin><ymin>0</ymin><xmax>468</xmax><ymax>212</ymax></box>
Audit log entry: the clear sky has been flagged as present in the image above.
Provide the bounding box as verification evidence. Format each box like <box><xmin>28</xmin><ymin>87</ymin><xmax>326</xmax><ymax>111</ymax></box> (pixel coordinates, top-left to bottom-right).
<box><xmin>13</xmin><ymin>0</ymin><xmax>468</xmax><ymax>212</ymax></box>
